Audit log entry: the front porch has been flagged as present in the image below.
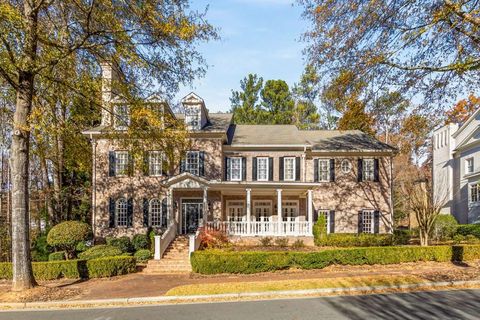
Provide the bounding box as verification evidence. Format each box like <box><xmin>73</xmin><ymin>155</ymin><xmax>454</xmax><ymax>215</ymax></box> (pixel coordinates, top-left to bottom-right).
<box><xmin>166</xmin><ymin>174</ymin><xmax>315</xmax><ymax>237</ymax></box>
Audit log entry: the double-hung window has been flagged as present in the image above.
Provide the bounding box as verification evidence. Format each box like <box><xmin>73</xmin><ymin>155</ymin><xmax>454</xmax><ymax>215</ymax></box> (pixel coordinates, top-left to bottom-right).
<box><xmin>257</xmin><ymin>157</ymin><xmax>269</xmax><ymax>181</ymax></box>
<box><xmin>114</xmin><ymin>105</ymin><xmax>130</xmax><ymax>130</ymax></box>
<box><xmin>363</xmin><ymin>159</ymin><xmax>375</xmax><ymax>181</ymax></box>
<box><xmin>284</xmin><ymin>157</ymin><xmax>296</xmax><ymax>181</ymax></box>
<box><xmin>186</xmin><ymin>151</ymin><xmax>200</xmax><ymax>175</ymax></box>
<box><xmin>116</xmin><ymin>199</ymin><xmax>128</xmax><ymax>227</ymax></box>
<box><xmin>318</xmin><ymin>159</ymin><xmax>330</xmax><ymax>182</ymax></box>
<box><xmin>185</xmin><ymin>107</ymin><xmax>200</xmax><ymax>130</ymax></box>
<box><xmin>115</xmin><ymin>151</ymin><xmax>129</xmax><ymax>176</ymax></box>
<box><xmin>149</xmin><ymin>199</ymin><xmax>163</xmax><ymax>227</ymax></box>
<box><xmin>230</xmin><ymin>157</ymin><xmax>242</xmax><ymax>181</ymax></box>
<box><xmin>361</xmin><ymin>210</ymin><xmax>374</xmax><ymax>233</ymax></box>
<box><xmin>470</xmin><ymin>183</ymin><xmax>480</xmax><ymax>204</ymax></box>
<box><xmin>149</xmin><ymin>151</ymin><xmax>163</xmax><ymax>176</ymax></box>
<box><xmin>466</xmin><ymin>158</ymin><xmax>474</xmax><ymax>175</ymax></box>
<box><xmin>318</xmin><ymin>209</ymin><xmax>330</xmax><ymax>233</ymax></box>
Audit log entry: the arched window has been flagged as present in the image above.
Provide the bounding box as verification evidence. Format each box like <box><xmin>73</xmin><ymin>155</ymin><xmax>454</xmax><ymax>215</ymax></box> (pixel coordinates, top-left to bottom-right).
<box><xmin>150</xmin><ymin>199</ymin><xmax>162</xmax><ymax>227</ymax></box>
<box><xmin>341</xmin><ymin>159</ymin><xmax>352</xmax><ymax>173</ymax></box>
<box><xmin>116</xmin><ymin>198</ymin><xmax>128</xmax><ymax>227</ymax></box>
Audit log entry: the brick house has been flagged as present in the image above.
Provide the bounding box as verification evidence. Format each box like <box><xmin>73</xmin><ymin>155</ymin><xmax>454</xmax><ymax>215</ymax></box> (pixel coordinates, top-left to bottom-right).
<box><xmin>83</xmin><ymin>64</ymin><xmax>396</xmax><ymax>249</ymax></box>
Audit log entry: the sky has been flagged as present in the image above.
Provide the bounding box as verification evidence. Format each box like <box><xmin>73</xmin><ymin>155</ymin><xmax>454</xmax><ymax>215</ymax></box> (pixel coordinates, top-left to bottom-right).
<box><xmin>176</xmin><ymin>0</ymin><xmax>309</xmax><ymax>113</ymax></box>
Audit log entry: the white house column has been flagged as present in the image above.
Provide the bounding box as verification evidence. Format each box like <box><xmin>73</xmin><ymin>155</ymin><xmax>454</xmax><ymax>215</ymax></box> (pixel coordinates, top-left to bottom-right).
<box><xmin>167</xmin><ymin>188</ymin><xmax>173</xmax><ymax>225</ymax></box>
<box><xmin>202</xmin><ymin>186</ymin><xmax>208</xmax><ymax>226</ymax></box>
<box><xmin>277</xmin><ymin>189</ymin><xmax>282</xmax><ymax>235</ymax></box>
<box><xmin>246</xmin><ymin>188</ymin><xmax>251</xmax><ymax>235</ymax></box>
<box><xmin>307</xmin><ymin>189</ymin><xmax>313</xmax><ymax>234</ymax></box>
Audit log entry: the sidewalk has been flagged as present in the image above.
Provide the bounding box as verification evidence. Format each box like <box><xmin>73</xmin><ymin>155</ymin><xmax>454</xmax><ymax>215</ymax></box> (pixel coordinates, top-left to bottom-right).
<box><xmin>1</xmin><ymin>260</ymin><xmax>480</xmax><ymax>305</ymax></box>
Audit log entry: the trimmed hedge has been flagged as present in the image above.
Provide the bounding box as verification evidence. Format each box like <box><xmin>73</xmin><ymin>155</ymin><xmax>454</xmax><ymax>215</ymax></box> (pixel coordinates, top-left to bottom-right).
<box><xmin>191</xmin><ymin>245</ymin><xmax>480</xmax><ymax>275</ymax></box>
<box><xmin>86</xmin><ymin>256</ymin><xmax>136</xmax><ymax>278</ymax></box>
<box><xmin>0</xmin><ymin>256</ymin><xmax>136</xmax><ymax>280</ymax></box>
<box><xmin>315</xmin><ymin>233</ymin><xmax>395</xmax><ymax>247</ymax></box>
<box><xmin>78</xmin><ymin>245</ymin><xmax>123</xmax><ymax>260</ymax></box>
<box><xmin>457</xmin><ymin>224</ymin><xmax>480</xmax><ymax>238</ymax></box>
<box><xmin>48</xmin><ymin>251</ymin><xmax>66</xmax><ymax>261</ymax></box>
<box><xmin>134</xmin><ymin>249</ymin><xmax>152</xmax><ymax>262</ymax></box>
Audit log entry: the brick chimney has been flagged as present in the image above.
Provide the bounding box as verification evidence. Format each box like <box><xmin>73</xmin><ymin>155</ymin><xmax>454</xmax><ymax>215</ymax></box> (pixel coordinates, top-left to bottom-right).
<box><xmin>100</xmin><ymin>62</ymin><xmax>118</xmax><ymax>126</ymax></box>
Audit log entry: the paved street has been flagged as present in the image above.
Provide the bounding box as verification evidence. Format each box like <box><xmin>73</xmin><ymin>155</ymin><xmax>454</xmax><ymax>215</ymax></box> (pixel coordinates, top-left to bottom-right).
<box><xmin>1</xmin><ymin>289</ymin><xmax>480</xmax><ymax>320</ymax></box>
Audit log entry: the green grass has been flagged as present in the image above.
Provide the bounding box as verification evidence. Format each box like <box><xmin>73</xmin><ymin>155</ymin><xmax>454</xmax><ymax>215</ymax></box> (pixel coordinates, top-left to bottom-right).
<box><xmin>165</xmin><ymin>275</ymin><xmax>425</xmax><ymax>296</ymax></box>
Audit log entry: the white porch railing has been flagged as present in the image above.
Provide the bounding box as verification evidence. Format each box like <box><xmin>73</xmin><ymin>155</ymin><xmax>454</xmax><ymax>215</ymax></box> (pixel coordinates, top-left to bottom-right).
<box><xmin>154</xmin><ymin>221</ymin><xmax>177</xmax><ymax>260</ymax></box>
<box><xmin>205</xmin><ymin>221</ymin><xmax>312</xmax><ymax>236</ymax></box>
<box><xmin>189</xmin><ymin>230</ymin><xmax>202</xmax><ymax>257</ymax></box>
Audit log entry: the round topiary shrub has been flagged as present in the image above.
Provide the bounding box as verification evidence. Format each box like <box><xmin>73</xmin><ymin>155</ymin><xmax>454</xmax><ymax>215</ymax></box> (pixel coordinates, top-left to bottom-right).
<box><xmin>106</xmin><ymin>236</ymin><xmax>133</xmax><ymax>253</ymax></box>
<box><xmin>132</xmin><ymin>234</ymin><xmax>150</xmax><ymax>251</ymax></box>
<box><xmin>47</xmin><ymin>221</ymin><xmax>91</xmax><ymax>258</ymax></box>
<box><xmin>48</xmin><ymin>251</ymin><xmax>66</xmax><ymax>261</ymax></box>
<box><xmin>134</xmin><ymin>249</ymin><xmax>152</xmax><ymax>262</ymax></box>
<box><xmin>78</xmin><ymin>245</ymin><xmax>123</xmax><ymax>260</ymax></box>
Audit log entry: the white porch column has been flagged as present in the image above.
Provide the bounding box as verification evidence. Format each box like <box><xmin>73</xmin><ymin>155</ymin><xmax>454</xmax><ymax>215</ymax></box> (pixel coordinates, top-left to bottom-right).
<box><xmin>307</xmin><ymin>189</ymin><xmax>313</xmax><ymax>234</ymax></box>
<box><xmin>154</xmin><ymin>235</ymin><xmax>161</xmax><ymax>260</ymax></box>
<box><xmin>276</xmin><ymin>189</ymin><xmax>282</xmax><ymax>235</ymax></box>
<box><xmin>246</xmin><ymin>188</ymin><xmax>251</xmax><ymax>235</ymax></box>
<box><xmin>202</xmin><ymin>187</ymin><xmax>208</xmax><ymax>226</ymax></box>
<box><xmin>167</xmin><ymin>188</ymin><xmax>173</xmax><ymax>225</ymax></box>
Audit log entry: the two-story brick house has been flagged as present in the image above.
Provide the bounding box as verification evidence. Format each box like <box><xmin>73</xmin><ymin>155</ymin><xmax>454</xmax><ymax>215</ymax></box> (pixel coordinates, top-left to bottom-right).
<box><xmin>83</xmin><ymin>64</ymin><xmax>396</xmax><ymax>248</ymax></box>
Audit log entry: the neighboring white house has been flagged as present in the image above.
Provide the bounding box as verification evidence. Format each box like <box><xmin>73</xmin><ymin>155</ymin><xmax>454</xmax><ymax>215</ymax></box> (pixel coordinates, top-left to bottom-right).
<box><xmin>433</xmin><ymin>109</ymin><xmax>480</xmax><ymax>223</ymax></box>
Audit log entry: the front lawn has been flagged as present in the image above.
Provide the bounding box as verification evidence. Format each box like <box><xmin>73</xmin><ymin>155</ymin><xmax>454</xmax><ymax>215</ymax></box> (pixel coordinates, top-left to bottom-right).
<box><xmin>165</xmin><ymin>275</ymin><xmax>425</xmax><ymax>296</ymax></box>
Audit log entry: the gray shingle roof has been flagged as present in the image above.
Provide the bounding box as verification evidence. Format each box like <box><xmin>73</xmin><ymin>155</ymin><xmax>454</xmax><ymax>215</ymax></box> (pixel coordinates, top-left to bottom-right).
<box><xmin>228</xmin><ymin>125</ymin><xmax>308</xmax><ymax>146</ymax></box>
<box><xmin>302</xmin><ymin>130</ymin><xmax>396</xmax><ymax>151</ymax></box>
<box><xmin>174</xmin><ymin>113</ymin><xmax>233</xmax><ymax>133</ymax></box>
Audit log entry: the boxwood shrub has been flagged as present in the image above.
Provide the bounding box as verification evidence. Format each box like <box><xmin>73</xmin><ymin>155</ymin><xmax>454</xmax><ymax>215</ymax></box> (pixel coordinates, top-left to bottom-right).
<box><xmin>0</xmin><ymin>256</ymin><xmax>136</xmax><ymax>280</ymax></box>
<box><xmin>191</xmin><ymin>245</ymin><xmax>480</xmax><ymax>275</ymax></box>
<box><xmin>134</xmin><ymin>249</ymin><xmax>152</xmax><ymax>262</ymax></box>
<box><xmin>48</xmin><ymin>251</ymin><xmax>66</xmax><ymax>261</ymax></box>
<box><xmin>86</xmin><ymin>256</ymin><xmax>136</xmax><ymax>278</ymax></box>
<box><xmin>457</xmin><ymin>224</ymin><xmax>480</xmax><ymax>238</ymax></box>
<box><xmin>78</xmin><ymin>245</ymin><xmax>123</xmax><ymax>260</ymax></box>
<box><xmin>314</xmin><ymin>233</ymin><xmax>395</xmax><ymax>247</ymax></box>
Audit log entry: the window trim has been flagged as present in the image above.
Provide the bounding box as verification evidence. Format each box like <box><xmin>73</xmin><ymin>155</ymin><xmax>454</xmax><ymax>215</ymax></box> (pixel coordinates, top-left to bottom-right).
<box><xmin>185</xmin><ymin>151</ymin><xmax>200</xmax><ymax>176</ymax></box>
<box><xmin>115</xmin><ymin>198</ymin><xmax>128</xmax><ymax>227</ymax></box>
<box><xmin>283</xmin><ymin>157</ymin><xmax>296</xmax><ymax>181</ymax></box>
<box><xmin>469</xmin><ymin>182</ymin><xmax>480</xmax><ymax>205</ymax></box>
<box><xmin>114</xmin><ymin>151</ymin><xmax>129</xmax><ymax>177</ymax></box>
<box><xmin>230</xmin><ymin>157</ymin><xmax>243</xmax><ymax>181</ymax></box>
<box><xmin>317</xmin><ymin>209</ymin><xmax>331</xmax><ymax>234</ymax></box>
<box><xmin>466</xmin><ymin>157</ymin><xmax>474</xmax><ymax>175</ymax></box>
<box><xmin>185</xmin><ymin>106</ymin><xmax>201</xmax><ymax>130</ymax></box>
<box><xmin>148</xmin><ymin>151</ymin><xmax>163</xmax><ymax>176</ymax></box>
<box><xmin>113</xmin><ymin>104</ymin><xmax>130</xmax><ymax>130</ymax></box>
<box><xmin>341</xmin><ymin>159</ymin><xmax>351</xmax><ymax>174</ymax></box>
<box><xmin>363</xmin><ymin>158</ymin><xmax>375</xmax><ymax>182</ymax></box>
<box><xmin>361</xmin><ymin>210</ymin><xmax>374</xmax><ymax>234</ymax></box>
<box><xmin>226</xmin><ymin>200</ymin><xmax>246</xmax><ymax>222</ymax></box>
<box><xmin>149</xmin><ymin>198</ymin><xmax>163</xmax><ymax>227</ymax></box>
<box><xmin>317</xmin><ymin>159</ymin><xmax>330</xmax><ymax>182</ymax></box>
<box><xmin>257</xmin><ymin>157</ymin><xmax>269</xmax><ymax>182</ymax></box>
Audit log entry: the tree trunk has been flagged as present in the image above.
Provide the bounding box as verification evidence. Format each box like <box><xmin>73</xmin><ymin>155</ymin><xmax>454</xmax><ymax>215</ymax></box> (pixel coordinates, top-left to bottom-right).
<box><xmin>39</xmin><ymin>155</ymin><xmax>55</xmax><ymax>225</ymax></box>
<box><xmin>419</xmin><ymin>229</ymin><xmax>429</xmax><ymax>246</ymax></box>
<box><xmin>11</xmin><ymin>72</ymin><xmax>36</xmax><ymax>291</ymax></box>
<box><xmin>11</xmin><ymin>1</ymin><xmax>39</xmax><ymax>291</ymax></box>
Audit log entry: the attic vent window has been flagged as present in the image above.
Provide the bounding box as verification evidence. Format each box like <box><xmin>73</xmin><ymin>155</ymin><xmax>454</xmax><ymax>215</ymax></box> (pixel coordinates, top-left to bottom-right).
<box><xmin>185</xmin><ymin>106</ymin><xmax>200</xmax><ymax>130</ymax></box>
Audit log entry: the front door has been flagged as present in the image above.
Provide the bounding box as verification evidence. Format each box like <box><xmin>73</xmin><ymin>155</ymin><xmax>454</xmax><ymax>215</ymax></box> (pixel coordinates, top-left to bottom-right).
<box><xmin>181</xmin><ymin>200</ymin><xmax>203</xmax><ymax>234</ymax></box>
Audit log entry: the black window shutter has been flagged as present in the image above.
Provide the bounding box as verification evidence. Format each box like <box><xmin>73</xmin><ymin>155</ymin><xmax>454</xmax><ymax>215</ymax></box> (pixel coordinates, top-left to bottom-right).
<box><xmin>128</xmin><ymin>153</ymin><xmax>134</xmax><ymax>176</ymax></box>
<box><xmin>313</xmin><ymin>209</ymin><xmax>318</xmax><ymax>223</ymax></box>
<box><xmin>358</xmin><ymin>211</ymin><xmax>363</xmax><ymax>233</ymax></box>
<box><xmin>162</xmin><ymin>198</ymin><xmax>168</xmax><ymax>227</ymax></box>
<box><xmin>314</xmin><ymin>159</ymin><xmax>319</xmax><ymax>182</ymax></box>
<box><xmin>268</xmin><ymin>157</ymin><xmax>274</xmax><ymax>181</ymax></box>
<box><xmin>295</xmin><ymin>157</ymin><xmax>301</xmax><ymax>181</ymax></box>
<box><xmin>242</xmin><ymin>157</ymin><xmax>247</xmax><ymax>181</ymax></box>
<box><xmin>329</xmin><ymin>210</ymin><xmax>335</xmax><ymax>233</ymax></box>
<box><xmin>279</xmin><ymin>157</ymin><xmax>284</xmax><ymax>181</ymax></box>
<box><xmin>225</xmin><ymin>157</ymin><xmax>231</xmax><ymax>181</ymax></box>
<box><xmin>199</xmin><ymin>151</ymin><xmax>205</xmax><ymax>176</ymax></box>
<box><xmin>143</xmin><ymin>198</ymin><xmax>149</xmax><ymax>227</ymax></box>
<box><xmin>108</xmin><ymin>198</ymin><xmax>115</xmax><ymax>228</ymax></box>
<box><xmin>374</xmin><ymin>158</ymin><xmax>380</xmax><ymax>182</ymax></box>
<box><xmin>252</xmin><ymin>157</ymin><xmax>257</xmax><ymax>181</ymax></box>
<box><xmin>180</xmin><ymin>158</ymin><xmax>186</xmax><ymax>173</ymax></box>
<box><xmin>330</xmin><ymin>159</ymin><xmax>335</xmax><ymax>182</ymax></box>
<box><xmin>127</xmin><ymin>198</ymin><xmax>133</xmax><ymax>227</ymax></box>
<box><xmin>109</xmin><ymin>151</ymin><xmax>116</xmax><ymax>177</ymax></box>
<box><xmin>358</xmin><ymin>159</ymin><xmax>363</xmax><ymax>182</ymax></box>
<box><xmin>374</xmin><ymin>210</ymin><xmax>380</xmax><ymax>234</ymax></box>
<box><xmin>143</xmin><ymin>152</ymin><xmax>149</xmax><ymax>176</ymax></box>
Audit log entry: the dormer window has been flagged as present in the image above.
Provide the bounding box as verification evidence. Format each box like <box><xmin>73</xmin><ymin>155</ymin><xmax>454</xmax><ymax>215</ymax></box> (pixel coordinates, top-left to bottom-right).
<box><xmin>185</xmin><ymin>106</ymin><xmax>200</xmax><ymax>130</ymax></box>
<box><xmin>114</xmin><ymin>105</ymin><xmax>130</xmax><ymax>130</ymax></box>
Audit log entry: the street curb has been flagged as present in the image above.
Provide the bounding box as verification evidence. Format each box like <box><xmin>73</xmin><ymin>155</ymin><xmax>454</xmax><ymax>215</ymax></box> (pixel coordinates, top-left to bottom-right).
<box><xmin>2</xmin><ymin>279</ymin><xmax>480</xmax><ymax>311</ymax></box>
